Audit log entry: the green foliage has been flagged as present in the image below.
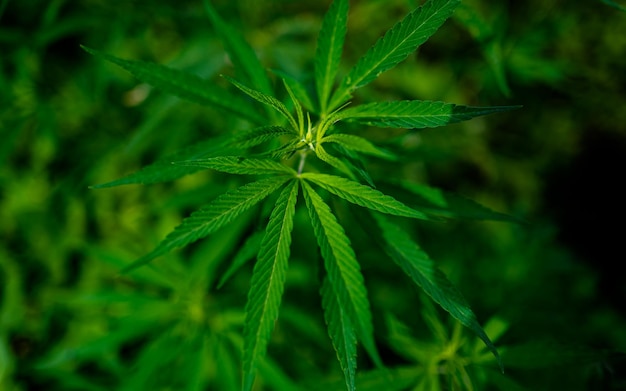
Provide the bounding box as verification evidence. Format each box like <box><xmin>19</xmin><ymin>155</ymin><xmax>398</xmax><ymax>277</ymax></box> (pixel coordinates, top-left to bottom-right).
<box><xmin>336</xmin><ymin>100</ymin><xmax>519</xmax><ymax>129</ymax></box>
<box><xmin>329</xmin><ymin>0</ymin><xmax>461</xmax><ymax>111</ymax></box>
<box><xmin>4</xmin><ymin>0</ymin><xmax>625</xmax><ymax>390</ymax></box>
<box><xmin>79</xmin><ymin>0</ymin><xmax>523</xmax><ymax>389</ymax></box>
<box><xmin>243</xmin><ymin>180</ymin><xmax>298</xmax><ymax>391</ymax></box>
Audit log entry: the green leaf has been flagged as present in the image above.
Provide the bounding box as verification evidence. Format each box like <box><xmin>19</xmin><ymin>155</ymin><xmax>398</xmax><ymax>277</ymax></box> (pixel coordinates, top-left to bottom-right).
<box><xmin>272</xmin><ymin>70</ymin><xmax>318</xmax><ymax>114</ymax></box>
<box><xmin>315</xmin><ymin>0</ymin><xmax>349</xmax><ymax>114</ymax></box>
<box><xmin>243</xmin><ymin>180</ymin><xmax>298</xmax><ymax>391</ymax></box>
<box><xmin>231</xmin><ymin>125</ymin><xmax>298</xmax><ymax>148</ymax></box>
<box><xmin>324</xmin><ymin>142</ymin><xmax>377</xmax><ymax>188</ymax></box>
<box><xmin>121</xmin><ymin>176</ymin><xmax>290</xmax><ymax>273</ymax></box>
<box><xmin>320</xmin><ymin>276</ymin><xmax>357</xmax><ymax>391</ymax></box>
<box><xmin>204</xmin><ymin>0</ymin><xmax>273</xmax><ymax>96</ymax></box>
<box><xmin>321</xmin><ymin>134</ymin><xmax>397</xmax><ymax>160</ymax></box>
<box><xmin>368</xmin><ymin>212</ymin><xmax>502</xmax><ymax>371</ymax></box>
<box><xmin>224</xmin><ymin>75</ymin><xmax>299</xmax><ymax>132</ymax></box>
<box><xmin>283</xmin><ymin>78</ymin><xmax>304</xmax><ymax>136</ymax></box>
<box><xmin>257</xmin><ymin>138</ymin><xmax>306</xmax><ymax>160</ymax></box>
<box><xmin>383</xmin><ymin>180</ymin><xmax>525</xmax><ymax>223</ymax></box>
<box><xmin>315</xmin><ymin>143</ymin><xmax>358</xmax><ymax>181</ymax></box>
<box><xmin>174</xmin><ymin>156</ymin><xmax>296</xmax><ymax>176</ymax></box>
<box><xmin>301</xmin><ymin>173</ymin><xmax>431</xmax><ymax>220</ymax></box>
<box><xmin>81</xmin><ymin>46</ymin><xmax>264</xmax><ymax>124</ymax></box>
<box><xmin>301</xmin><ymin>181</ymin><xmax>382</xmax><ymax>368</ymax></box>
<box><xmin>337</xmin><ymin>100</ymin><xmax>521</xmax><ymax>129</ymax></box>
<box><xmin>91</xmin><ymin>126</ymin><xmax>294</xmax><ymax>189</ymax></box>
<box><xmin>90</xmin><ymin>137</ymin><xmax>235</xmax><ymax>189</ymax></box>
<box><xmin>329</xmin><ymin>0</ymin><xmax>461</xmax><ymax>109</ymax></box>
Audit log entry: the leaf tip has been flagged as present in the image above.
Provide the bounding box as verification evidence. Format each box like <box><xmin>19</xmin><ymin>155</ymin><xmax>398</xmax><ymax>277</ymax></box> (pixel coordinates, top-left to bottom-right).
<box><xmin>80</xmin><ymin>44</ymin><xmax>94</xmax><ymax>54</ymax></box>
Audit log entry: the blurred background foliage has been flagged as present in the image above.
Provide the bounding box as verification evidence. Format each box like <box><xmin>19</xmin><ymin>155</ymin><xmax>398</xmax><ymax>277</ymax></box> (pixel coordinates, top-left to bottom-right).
<box><xmin>1</xmin><ymin>0</ymin><xmax>625</xmax><ymax>389</ymax></box>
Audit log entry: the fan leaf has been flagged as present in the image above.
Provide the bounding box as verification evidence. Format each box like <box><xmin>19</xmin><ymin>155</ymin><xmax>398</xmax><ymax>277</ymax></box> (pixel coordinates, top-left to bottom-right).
<box><xmin>337</xmin><ymin>100</ymin><xmax>521</xmax><ymax>129</ymax></box>
<box><xmin>368</xmin><ymin>212</ymin><xmax>502</xmax><ymax>371</ymax></box>
<box><xmin>315</xmin><ymin>0</ymin><xmax>349</xmax><ymax>113</ymax></box>
<box><xmin>321</xmin><ymin>134</ymin><xmax>397</xmax><ymax>160</ymax></box>
<box><xmin>223</xmin><ymin>75</ymin><xmax>299</xmax><ymax>132</ymax></box>
<box><xmin>91</xmin><ymin>126</ymin><xmax>294</xmax><ymax>189</ymax></box>
<box><xmin>90</xmin><ymin>138</ymin><xmax>230</xmax><ymax>189</ymax></box>
<box><xmin>81</xmin><ymin>46</ymin><xmax>264</xmax><ymax>124</ymax></box>
<box><xmin>242</xmin><ymin>180</ymin><xmax>298</xmax><ymax>391</ymax></box>
<box><xmin>329</xmin><ymin>0</ymin><xmax>461</xmax><ymax>109</ymax></box>
<box><xmin>315</xmin><ymin>143</ymin><xmax>358</xmax><ymax>181</ymax></box>
<box><xmin>301</xmin><ymin>173</ymin><xmax>431</xmax><ymax>220</ymax></box>
<box><xmin>320</xmin><ymin>276</ymin><xmax>357</xmax><ymax>391</ymax></box>
<box><xmin>273</xmin><ymin>70</ymin><xmax>318</xmax><ymax>114</ymax></box>
<box><xmin>301</xmin><ymin>181</ymin><xmax>382</xmax><ymax>368</ymax></box>
<box><xmin>121</xmin><ymin>176</ymin><xmax>290</xmax><ymax>273</ymax></box>
<box><xmin>174</xmin><ymin>156</ymin><xmax>296</xmax><ymax>176</ymax></box>
<box><xmin>385</xmin><ymin>180</ymin><xmax>525</xmax><ymax>223</ymax></box>
<box><xmin>204</xmin><ymin>0</ymin><xmax>273</xmax><ymax>96</ymax></box>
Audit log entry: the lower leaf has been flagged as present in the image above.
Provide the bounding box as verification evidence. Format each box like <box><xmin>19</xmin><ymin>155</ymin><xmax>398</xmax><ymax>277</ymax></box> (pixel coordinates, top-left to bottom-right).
<box><xmin>321</xmin><ymin>276</ymin><xmax>358</xmax><ymax>391</ymax></box>
<box><xmin>367</xmin><ymin>211</ymin><xmax>502</xmax><ymax>371</ymax></box>
<box><xmin>242</xmin><ymin>180</ymin><xmax>299</xmax><ymax>391</ymax></box>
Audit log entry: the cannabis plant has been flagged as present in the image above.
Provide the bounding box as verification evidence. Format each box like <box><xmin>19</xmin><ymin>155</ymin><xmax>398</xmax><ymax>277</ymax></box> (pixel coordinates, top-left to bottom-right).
<box><xmin>84</xmin><ymin>0</ymin><xmax>520</xmax><ymax>389</ymax></box>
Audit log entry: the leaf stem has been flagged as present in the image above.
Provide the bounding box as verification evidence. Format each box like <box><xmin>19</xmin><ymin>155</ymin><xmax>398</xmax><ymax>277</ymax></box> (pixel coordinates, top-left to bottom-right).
<box><xmin>297</xmin><ymin>150</ymin><xmax>307</xmax><ymax>175</ymax></box>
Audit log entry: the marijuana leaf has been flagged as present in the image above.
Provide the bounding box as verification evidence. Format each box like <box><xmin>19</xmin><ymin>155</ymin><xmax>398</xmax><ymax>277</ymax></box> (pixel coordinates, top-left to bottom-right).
<box><xmin>243</xmin><ymin>180</ymin><xmax>298</xmax><ymax>391</ymax></box>
<box><xmin>121</xmin><ymin>176</ymin><xmax>291</xmax><ymax>273</ymax></box>
<box><xmin>301</xmin><ymin>173</ymin><xmax>432</xmax><ymax>220</ymax></box>
<box><xmin>174</xmin><ymin>156</ymin><xmax>296</xmax><ymax>176</ymax></box>
<box><xmin>329</xmin><ymin>0</ymin><xmax>461</xmax><ymax>110</ymax></box>
<box><xmin>337</xmin><ymin>100</ymin><xmax>521</xmax><ymax>129</ymax></box>
<box><xmin>368</xmin><ymin>212</ymin><xmax>503</xmax><ymax>371</ymax></box>
<box><xmin>81</xmin><ymin>46</ymin><xmax>265</xmax><ymax>124</ymax></box>
<box><xmin>224</xmin><ymin>75</ymin><xmax>299</xmax><ymax>132</ymax></box>
<box><xmin>320</xmin><ymin>276</ymin><xmax>357</xmax><ymax>391</ymax></box>
<box><xmin>204</xmin><ymin>0</ymin><xmax>273</xmax><ymax>96</ymax></box>
<box><xmin>315</xmin><ymin>0</ymin><xmax>349</xmax><ymax>114</ymax></box>
<box><xmin>302</xmin><ymin>180</ymin><xmax>382</xmax><ymax>375</ymax></box>
<box><xmin>321</xmin><ymin>134</ymin><xmax>397</xmax><ymax>160</ymax></box>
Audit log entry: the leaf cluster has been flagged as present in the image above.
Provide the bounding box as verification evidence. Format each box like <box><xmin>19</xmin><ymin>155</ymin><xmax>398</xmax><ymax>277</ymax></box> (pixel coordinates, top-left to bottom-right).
<box><xmin>83</xmin><ymin>0</ymin><xmax>523</xmax><ymax>390</ymax></box>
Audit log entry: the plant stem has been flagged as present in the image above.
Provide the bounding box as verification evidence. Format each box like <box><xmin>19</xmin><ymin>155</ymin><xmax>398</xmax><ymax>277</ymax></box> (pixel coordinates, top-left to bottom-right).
<box><xmin>297</xmin><ymin>151</ymin><xmax>307</xmax><ymax>175</ymax></box>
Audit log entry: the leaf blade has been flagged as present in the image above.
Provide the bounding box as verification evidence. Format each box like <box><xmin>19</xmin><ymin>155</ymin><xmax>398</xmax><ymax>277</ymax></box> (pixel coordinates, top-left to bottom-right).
<box><xmin>242</xmin><ymin>180</ymin><xmax>299</xmax><ymax>391</ymax></box>
<box><xmin>320</xmin><ymin>276</ymin><xmax>357</xmax><ymax>391</ymax></box>
<box><xmin>81</xmin><ymin>46</ymin><xmax>264</xmax><ymax>124</ymax></box>
<box><xmin>301</xmin><ymin>173</ymin><xmax>431</xmax><ymax>220</ymax></box>
<box><xmin>321</xmin><ymin>134</ymin><xmax>397</xmax><ymax>160</ymax></box>
<box><xmin>315</xmin><ymin>0</ymin><xmax>349</xmax><ymax>113</ymax></box>
<box><xmin>90</xmin><ymin>135</ymin><xmax>246</xmax><ymax>189</ymax></box>
<box><xmin>301</xmin><ymin>181</ymin><xmax>382</xmax><ymax>368</ymax></box>
<box><xmin>122</xmin><ymin>176</ymin><xmax>290</xmax><ymax>273</ymax></box>
<box><xmin>329</xmin><ymin>0</ymin><xmax>461</xmax><ymax>109</ymax></box>
<box><xmin>315</xmin><ymin>143</ymin><xmax>358</xmax><ymax>181</ymax></box>
<box><xmin>174</xmin><ymin>156</ymin><xmax>296</xmax><ymax>176</ymax></box>
<box><xmin>204</xmin><ymin>0</ymin><xmax>273</xmax><ymax>95</ymax></box>
<box><xmin>231</xmin><ymin>125</ymin><xmax>298</xmax><ymax>148</ymax></box>
<box><xmin>337</xmin><ymin>100</ymin><xmax>521</xmax><ymax>129</ymax></box>
<box><xmin>224</xmin><ymin>75</ymin><xmax>298</xmax><ymax>132</ymax></box>
<box><xmin>385</xmin><ymin>180</ymin><xmax>525</xmax><ymax>224</ymax></box>
<box><xmin>368</xmin><ymin>212</ymin><xmax>502</xmax><ymax>370</ymax></box>
<box><xmin>90</xmin><ymin>126</ymin><xmax>294</xmax><ymax>189</ymax></box>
